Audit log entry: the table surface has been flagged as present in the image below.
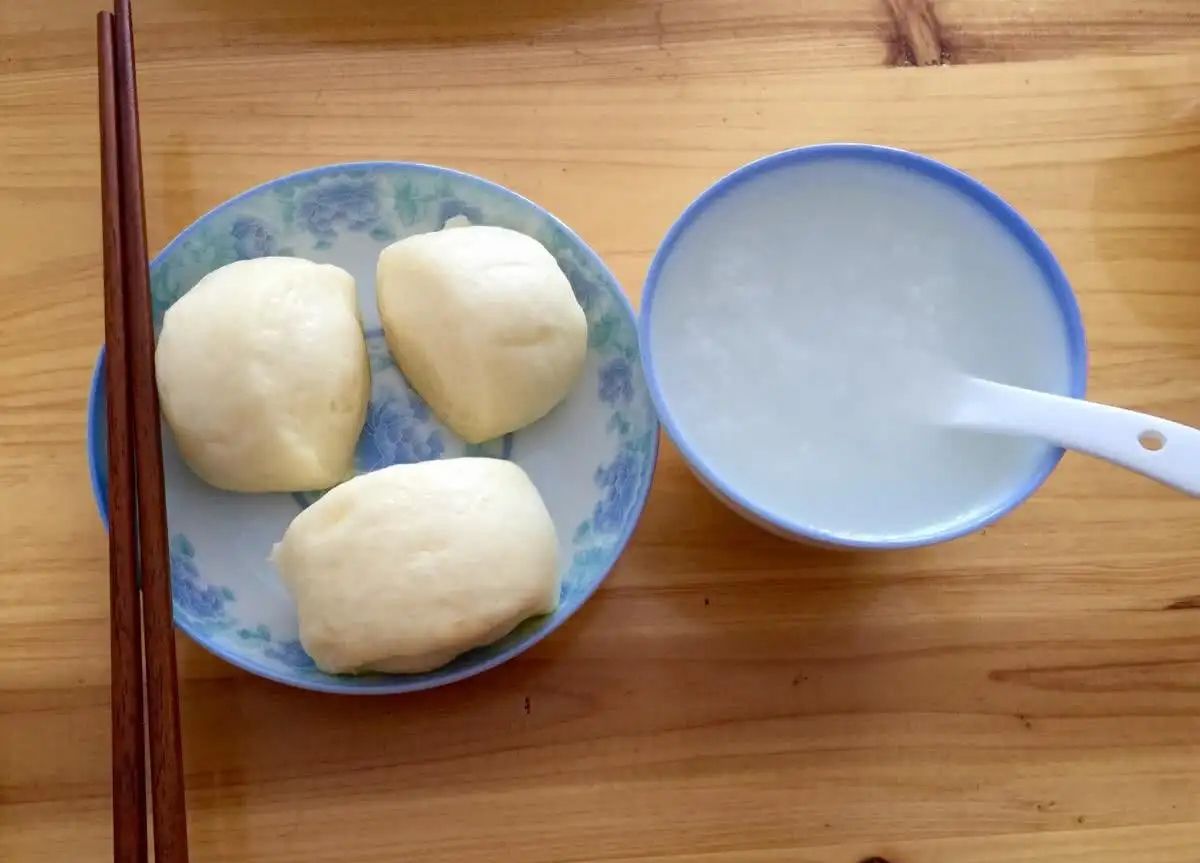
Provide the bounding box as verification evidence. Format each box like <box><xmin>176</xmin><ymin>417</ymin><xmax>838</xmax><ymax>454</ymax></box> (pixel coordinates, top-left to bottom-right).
<box><xmin>3</xmin><ymin>1</ymin><xmax>1200</xmax><ymax>861</ymax></box>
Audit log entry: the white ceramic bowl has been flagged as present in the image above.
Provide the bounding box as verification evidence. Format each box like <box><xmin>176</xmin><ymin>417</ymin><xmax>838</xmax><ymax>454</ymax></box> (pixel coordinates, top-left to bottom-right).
<box><xmin>639</xmin><ymin>145</ymin><xmax>1087</xmax><ymax>549</ymax></box>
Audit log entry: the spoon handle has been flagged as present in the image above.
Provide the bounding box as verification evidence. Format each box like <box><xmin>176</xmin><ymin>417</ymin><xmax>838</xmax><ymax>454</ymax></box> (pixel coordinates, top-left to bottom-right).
<box><xmin>949</xmin><ymin>378</ymin><xmax>1200</xmax><ymax>497</ymax></box>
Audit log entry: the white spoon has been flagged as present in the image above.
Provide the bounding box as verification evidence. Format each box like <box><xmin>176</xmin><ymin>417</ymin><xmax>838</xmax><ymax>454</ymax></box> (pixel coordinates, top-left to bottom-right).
<box><xmin>943</xmin><ymin>376</ymin><xmax>1200</xmax><ymax>497</ymax></box>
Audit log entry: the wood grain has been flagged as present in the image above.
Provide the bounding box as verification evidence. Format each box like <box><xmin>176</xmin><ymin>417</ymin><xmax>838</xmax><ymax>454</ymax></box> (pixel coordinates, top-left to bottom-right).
<box><xmin>1</xmin><ymin>1</ymin><xmax>1199</xmax><ymax>861</ymax></box>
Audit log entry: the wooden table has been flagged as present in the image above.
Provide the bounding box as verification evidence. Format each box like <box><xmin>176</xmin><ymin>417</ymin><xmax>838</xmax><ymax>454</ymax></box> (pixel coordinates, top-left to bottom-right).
<box><xmin>3</xmin><ymin>2</ymin><xmax>1200</xmax><ymax>860</ymax></box>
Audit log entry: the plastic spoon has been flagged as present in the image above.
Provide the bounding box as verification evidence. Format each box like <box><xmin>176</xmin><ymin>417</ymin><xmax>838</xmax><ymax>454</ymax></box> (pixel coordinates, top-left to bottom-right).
<box><xmin>943</xmin><ymin>376</ymin><xmax>1200</xmax><ymax>496</ymax></box>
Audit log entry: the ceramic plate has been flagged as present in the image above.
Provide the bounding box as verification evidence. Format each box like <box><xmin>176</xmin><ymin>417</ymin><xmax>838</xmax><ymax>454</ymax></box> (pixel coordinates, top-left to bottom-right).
<box><xmin>87</xmin><ymin>162</ymin><xmax>658</xmax><ymax>694</ymax></box>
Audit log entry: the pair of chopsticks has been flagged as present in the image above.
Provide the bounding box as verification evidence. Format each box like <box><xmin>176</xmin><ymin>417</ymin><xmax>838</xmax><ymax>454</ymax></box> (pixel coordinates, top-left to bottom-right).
<box><xmin>97</xmin><ymin>3</ymin><xmax>190</xmax><ymax>863</ymax></box>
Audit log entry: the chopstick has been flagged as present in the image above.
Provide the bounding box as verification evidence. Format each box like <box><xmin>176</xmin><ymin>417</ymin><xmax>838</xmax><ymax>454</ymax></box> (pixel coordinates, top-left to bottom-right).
<box><xmin>98</xmin><ymin>2</ymin><xmax>190</xmax><ymax>862</ymax></box>
<box><xmin>98</xmin><ymin>13</ymin><xmax>148</xmax><ymax>863</ymax></box>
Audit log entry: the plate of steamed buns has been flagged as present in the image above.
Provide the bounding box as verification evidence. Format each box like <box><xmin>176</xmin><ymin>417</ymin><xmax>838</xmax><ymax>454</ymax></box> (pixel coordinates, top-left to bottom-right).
<box><xmin>86</xmin><ymin>162</ymin><xmax>659</xmax><ymax>693</ymax></box>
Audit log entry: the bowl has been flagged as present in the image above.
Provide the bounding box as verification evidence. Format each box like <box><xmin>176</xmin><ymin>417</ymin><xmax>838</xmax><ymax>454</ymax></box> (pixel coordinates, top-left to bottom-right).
<box><xmin>639</xmin><ymin>144</ymin><xmax>1087</xmax><ymax>549</ymax></box>
<box><xmin>87</xmin><ymin>162</ymin><xmax>659</xmax><ymax>693</ymax></box>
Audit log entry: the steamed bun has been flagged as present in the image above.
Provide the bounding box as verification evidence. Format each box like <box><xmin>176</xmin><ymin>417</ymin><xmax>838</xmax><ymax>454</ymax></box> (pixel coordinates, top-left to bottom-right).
<box><xmin>155</xmin><ymin>256</ymin><xmax>369</xmax><ymax>493</ymax></box>
<box><xmin>376</xmin><ymin>226</ymin><xmax>587</xmax><ymax>443</ymax></box>
<box><xmin>271</xmin><ymin>458</ymin><xmax>560</xmax><ymax>674</ymax></box>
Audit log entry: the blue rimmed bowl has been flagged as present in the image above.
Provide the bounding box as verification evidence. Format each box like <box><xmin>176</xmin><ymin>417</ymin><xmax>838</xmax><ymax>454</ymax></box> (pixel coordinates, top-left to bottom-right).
<box><xmin>87</xmin><ymin>162</ymin><xmax>658</xmax><ymax>694</ymax></box>
<box><xmin>639</xmin><ymin>144</ymin><xmax>1088</xmax><ymax>549</ymax></box>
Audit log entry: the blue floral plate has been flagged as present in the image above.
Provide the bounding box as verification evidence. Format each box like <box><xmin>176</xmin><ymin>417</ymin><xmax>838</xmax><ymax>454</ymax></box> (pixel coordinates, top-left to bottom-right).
<box><xmin>86</xmin><ymin>162</ymin><xmax>658</xmax><ymax>694</ymax></box>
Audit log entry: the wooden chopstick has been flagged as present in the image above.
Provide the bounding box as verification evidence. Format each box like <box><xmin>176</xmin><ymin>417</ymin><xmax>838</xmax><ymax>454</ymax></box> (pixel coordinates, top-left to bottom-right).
<box><xmin>100</xmin><ymin>2</ymin><xmax>191</xmax><ymax>861</ymax></box>
<box><xmin>98</xmin><ymin>12</ymin><xmax>149</xmax><ymax>863</ymax></box>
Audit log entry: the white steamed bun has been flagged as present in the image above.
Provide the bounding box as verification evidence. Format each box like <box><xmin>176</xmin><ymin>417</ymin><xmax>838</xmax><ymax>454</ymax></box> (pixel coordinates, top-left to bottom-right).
<box><xmin>376</xmin><ymin>226</ymin><xmax>587</xmax><ymax>443</ymax></box>
<box><xmin>271</xmin><ymin>458</ymin><xmax>560</xmax><ymax>674</ymax></box>
<box><xmin>155</xmin><ymin>256</ymin><xmax>368</xmax><ymax>493</ymax></box>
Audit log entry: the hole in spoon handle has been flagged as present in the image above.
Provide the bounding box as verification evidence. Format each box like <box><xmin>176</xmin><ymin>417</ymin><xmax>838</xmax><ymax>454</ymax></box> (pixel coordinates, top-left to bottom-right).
<box><xmin>1139</xmin><ymin>430</ymin><xmax>1166</xmax><ymax>452</ymax></box>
